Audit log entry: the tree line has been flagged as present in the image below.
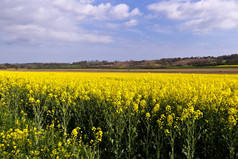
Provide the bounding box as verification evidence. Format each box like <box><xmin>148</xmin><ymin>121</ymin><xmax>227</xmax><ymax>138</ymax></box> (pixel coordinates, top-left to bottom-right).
<box><xmin>1</xmin><ymin>54</ymin><xmax>238</xmax><ymax>69</ymax></box>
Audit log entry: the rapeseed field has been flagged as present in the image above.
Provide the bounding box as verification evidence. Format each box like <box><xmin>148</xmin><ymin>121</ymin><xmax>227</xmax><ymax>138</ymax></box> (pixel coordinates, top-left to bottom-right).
<box><xmin>0</xmin><ymin>71</ymin><xmax>238</xmax><ymax>158</ymax></box>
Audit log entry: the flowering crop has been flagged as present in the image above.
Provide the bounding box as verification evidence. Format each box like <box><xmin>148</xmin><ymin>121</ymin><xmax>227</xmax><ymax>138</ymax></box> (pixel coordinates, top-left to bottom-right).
<box><xmin>216</xmin><ymin>65</ymin><xmax>238</xmax><ymax>68</ymax></box>
<box><xmin>0</xmin><ymin>71</ymin><xmax>238</xmax><ymax>158</ymax></box>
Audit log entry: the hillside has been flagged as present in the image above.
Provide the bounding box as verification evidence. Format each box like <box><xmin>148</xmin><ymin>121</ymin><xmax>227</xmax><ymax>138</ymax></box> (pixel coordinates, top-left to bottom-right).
<box><xmin>1</xmin><ymin>54</ymin><xmax>238</xmax><ymax>69</ymax></box>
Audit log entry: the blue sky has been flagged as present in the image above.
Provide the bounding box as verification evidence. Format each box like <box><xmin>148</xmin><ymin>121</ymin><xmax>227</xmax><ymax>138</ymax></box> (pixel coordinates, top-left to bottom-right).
<box><xmin>1</xmin><ymin>0</ymin><xmax>238</xmax><ymax>63</ymax></box>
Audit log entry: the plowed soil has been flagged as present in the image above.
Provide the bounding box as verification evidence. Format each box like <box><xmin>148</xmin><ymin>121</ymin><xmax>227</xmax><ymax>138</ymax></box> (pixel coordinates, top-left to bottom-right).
<box><xmin>4</xmin><ymin>68</ymin><xmax>238</xmax><ymax>74</ymax></box>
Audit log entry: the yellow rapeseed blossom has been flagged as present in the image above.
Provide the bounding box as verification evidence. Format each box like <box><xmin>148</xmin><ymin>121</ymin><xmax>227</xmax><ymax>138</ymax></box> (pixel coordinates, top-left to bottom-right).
<box><xmin>0</xmin><ymin>71</ymin><xmax>238</xmax><ymax>158</ymax></box>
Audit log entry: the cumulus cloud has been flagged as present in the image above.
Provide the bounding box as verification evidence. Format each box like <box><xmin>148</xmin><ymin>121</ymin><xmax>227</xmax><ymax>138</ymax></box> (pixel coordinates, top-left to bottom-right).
<box><xmin>124</xmin><ymin>19</ymin><xmax>138</xmax><ymax>27</ymax></box>
<box><xmin>0</xmin><ymin>0</ymin><xmax>140</xmax><ymax>45</ymax></box>
<box><xmin>148</xmin><ymin>0</ymin><xmax>238</xmax><ymax>34</ymax></box>
<box><xmin>52</xmin><ymin>0</ymin><xmax>141</xmax><ymax>20</ymax></box>
<box><xmin>107</xmin><ymin>19</ymin><xmax>138</xmax><ymax>29</ymax></box>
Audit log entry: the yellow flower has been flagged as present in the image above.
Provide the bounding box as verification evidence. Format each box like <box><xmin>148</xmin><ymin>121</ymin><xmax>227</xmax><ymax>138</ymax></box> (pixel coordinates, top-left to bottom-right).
<box><xmin>90</xmin><ymin>139</ymin><xmax>94</xmax><ymax>144</ymax></box>
<box><xmin>133</xmin><ymin>103</ymin><xmax>139</xmax><ymax>112</ymax></box>
<box><xmin>228</xmin><ymin>108</ymin><xmax>237</xmax><ymax>115</ymax></box>
<box><xmin>58</xmin><ymin>142</ymin><xmax>62</xmax><ymax>147</ymax></box>
<box><xmin>146</xmin><ymin>112</ymin><xmax>151</xmax><ymax>119</ymax></box>
<box><xmin>167</xmin><ymin>114</ymin><xmax>173</xmax><ymax>127</ymax></box>
<box><xmin>166</xmin><ymin>105</ymin><xmax>171</xmax><ymax>113</ymax></box>
<box><xmin>152</xmin><ymin>104</ymin><xmax>160</xmax><ymax>113</ymax></box>
<box><xmin>92</xmin><ymin>127</ymin><xmax>96</xmax><ymax>132</ymax></box>
<box><xmin>164</xmin><ymin>129</ymin><xmax>170</xmax><ymax>135</ymax></box>
<box><xmin>140</xmin><ymin>100</ymin><xmax>146</xmax><ymax>107</ymax></box>
<box><xmin>35</xmin><ymin>99</ymin><xmax>40</xmax><ymax>104</ymax></box>
<box><xmin>29</xmin><ymin>97</ymin><xmax>35</xmax><ymax>103</ymax></box>
<box><xmin>228</xmin><ymin>115</ymin><xmax>237</xmax><ymax>127</ymax></box>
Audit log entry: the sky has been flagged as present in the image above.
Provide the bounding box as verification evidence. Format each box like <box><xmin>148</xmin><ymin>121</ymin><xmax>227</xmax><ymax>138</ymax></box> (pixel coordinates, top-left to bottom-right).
<box><xmin>1</xmin><ymin>0</ymin><xmax>238</xmax><ymax>63</ymax></box>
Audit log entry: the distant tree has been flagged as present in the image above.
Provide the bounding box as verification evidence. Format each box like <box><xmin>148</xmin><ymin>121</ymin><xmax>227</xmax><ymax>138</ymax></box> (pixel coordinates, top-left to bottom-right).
<box><xmin>102</xmin><ymin>60</ymin><xmax>108</xmax><ymax>64</ymax></box>
<box><xmin>226</xmin><ymin>54</ymin><xmax>238</xmax><ymax>65</ymax></box>
<box><xmin>161</xmin><ymin>60</ymin><xmax>170</xmax><ymax>68</ymax></box>
<box><xmin>146</xmin><ymin>62</ymin><xmax>152</xmax><ymax>69</ymax></box>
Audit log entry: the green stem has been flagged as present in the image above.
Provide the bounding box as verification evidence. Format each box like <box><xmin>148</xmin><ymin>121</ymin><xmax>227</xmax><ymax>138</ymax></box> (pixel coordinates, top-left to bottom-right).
<box><xmin>170</xmin><ymin>131</ymin><xmax>175</xmax><ymax>159</ymax></box>
<box><xmin>229</xmin><ymin>146</ymin><xmax>234</xmax><ymax>159</ymax></box>
<box><xmin>156</xmin><ymin>129</ymin><xmax>161</xmax><ymax>159</ymax></box>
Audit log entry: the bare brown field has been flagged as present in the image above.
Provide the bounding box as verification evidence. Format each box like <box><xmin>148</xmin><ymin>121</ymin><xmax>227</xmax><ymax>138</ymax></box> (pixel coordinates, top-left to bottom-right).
<box><xmin>2</xmin><ymin>68</ymin><xmax>238</xmax><ymax>74</ymax></box>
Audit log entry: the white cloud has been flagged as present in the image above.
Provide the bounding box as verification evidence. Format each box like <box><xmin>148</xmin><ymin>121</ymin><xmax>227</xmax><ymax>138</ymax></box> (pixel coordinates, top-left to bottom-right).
<box><xmin>107</xmin><ymin>19</ymin><xmax>138</xmax><ymax>29</ymax></box>
<box><xmin>148</xmin><ymin>0</ymin><xmax>238</xmax><ymax>34</ymax></box>
<box><xmin>124</xmin><ymin>19</ymin><xmax>138</xmax><ymax>27</ymax></box>
<box><xmin>52</xmin><ymin>0</ymin><xmax>141</xmax><ymax>20</ymax></box>
<box><xmin>0</xmin><ymin>0</ymin><xmax>140</xmax><ymax>45</ymax></box>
